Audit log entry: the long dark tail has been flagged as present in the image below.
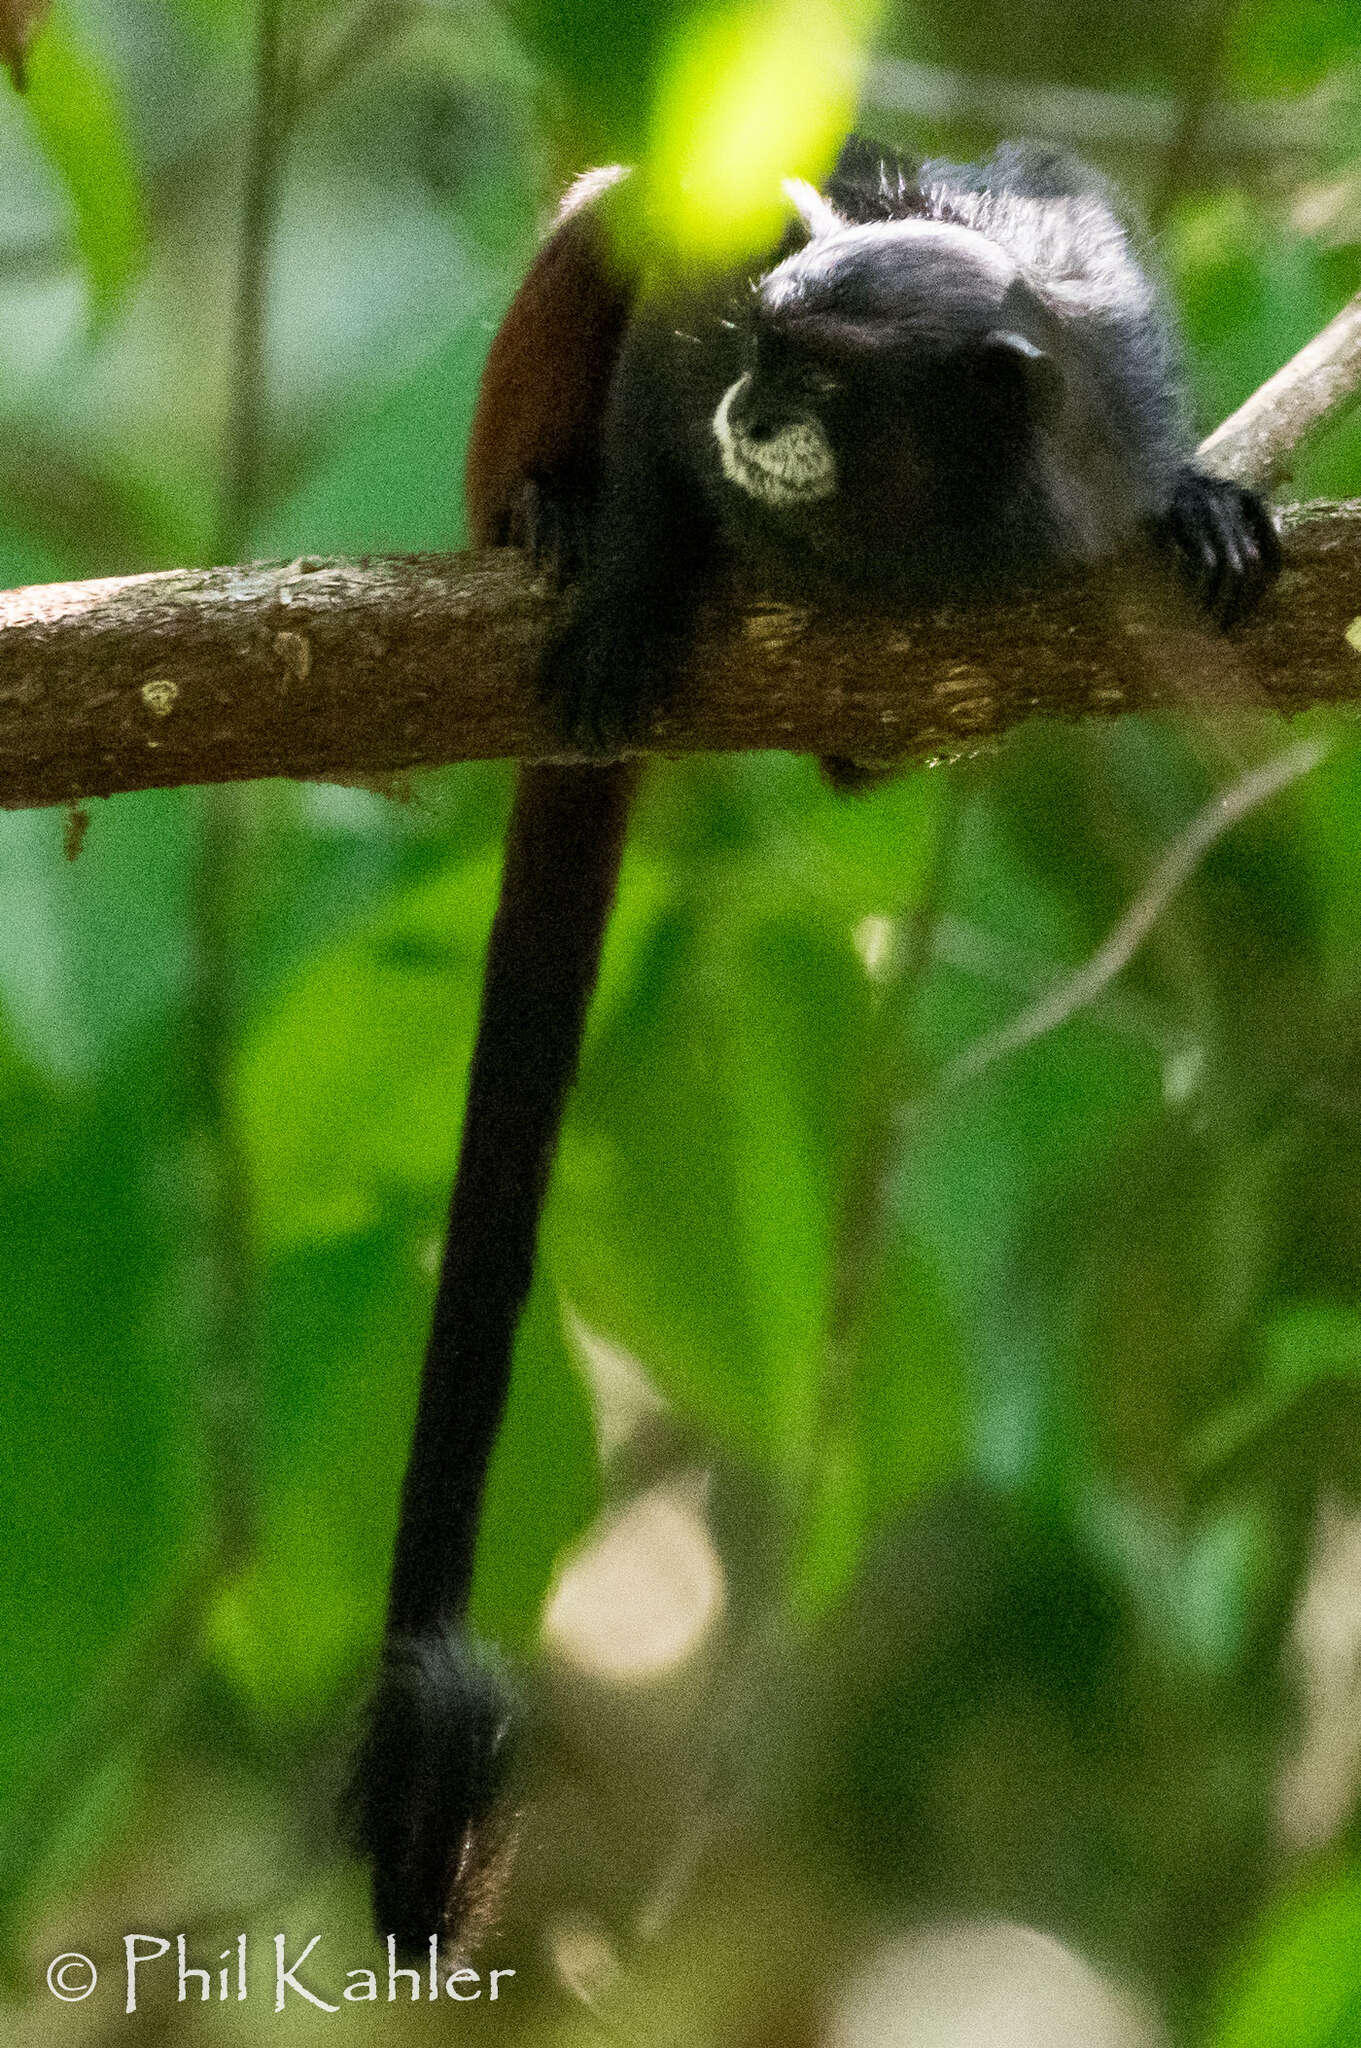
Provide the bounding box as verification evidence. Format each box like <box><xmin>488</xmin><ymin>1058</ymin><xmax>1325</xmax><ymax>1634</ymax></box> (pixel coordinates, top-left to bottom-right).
<box><xmin>349</xmin><ymin>758</ymin><xmax>637</xmax><ymax>1956</ymax></box>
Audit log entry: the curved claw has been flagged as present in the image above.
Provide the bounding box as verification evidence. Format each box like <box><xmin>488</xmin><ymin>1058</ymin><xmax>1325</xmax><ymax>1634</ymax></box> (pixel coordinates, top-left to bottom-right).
<box><xmin>1162</xmin><ymin>466</ymin><xmax>1282</xmax><ymax>628</ymax></box>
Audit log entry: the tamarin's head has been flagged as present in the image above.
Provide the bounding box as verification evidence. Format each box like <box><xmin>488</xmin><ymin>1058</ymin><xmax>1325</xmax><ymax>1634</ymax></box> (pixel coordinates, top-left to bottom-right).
<box><xmin>710</xmin><ymin>186</ymin><xmax>1062</xmax><ymax>564</ymax></box>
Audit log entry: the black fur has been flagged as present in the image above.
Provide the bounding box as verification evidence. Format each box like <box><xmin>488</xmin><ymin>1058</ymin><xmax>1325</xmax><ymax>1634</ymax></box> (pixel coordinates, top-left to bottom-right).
<box><xmin>546</xmin><ymin>134</ymin><xmax>1279</xmax><ymax>743</ymax></box>
<box><xmin>348</xmin><ymin>1632</ymin><xmax>515</xmax><ymax>1957</ymax></box>
<box><xmin>1166</xmin><ymin>466</ymin><xmax>1281</xmax><ymax>625</ymax></box>
<box><xmin>349</xmin><ymin>760</ymin><xmax>636</xmax><ymax>1958</ymax></box>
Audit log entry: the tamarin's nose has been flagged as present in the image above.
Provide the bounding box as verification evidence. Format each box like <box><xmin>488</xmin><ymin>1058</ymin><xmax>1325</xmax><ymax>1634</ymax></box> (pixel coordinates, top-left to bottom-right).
<box><xmin>735</xmin><ymin>389</ymin><xmax>783</xmax><ymax>441</ymax></box>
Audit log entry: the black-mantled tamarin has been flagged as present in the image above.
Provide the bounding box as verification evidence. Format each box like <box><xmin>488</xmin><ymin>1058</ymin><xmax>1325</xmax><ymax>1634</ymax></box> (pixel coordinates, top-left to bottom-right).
<box><xmin>348</xmin><ymin>133</ymin><xmax>1281</xmax><ymax>1956</ymax></box>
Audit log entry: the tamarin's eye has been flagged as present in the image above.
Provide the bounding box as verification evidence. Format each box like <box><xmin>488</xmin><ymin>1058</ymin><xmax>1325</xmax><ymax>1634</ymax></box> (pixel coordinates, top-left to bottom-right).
<box><xmin>750</xmin><ymin>329</ymin><xmax>841</xmax><ymax>404</ymax></box>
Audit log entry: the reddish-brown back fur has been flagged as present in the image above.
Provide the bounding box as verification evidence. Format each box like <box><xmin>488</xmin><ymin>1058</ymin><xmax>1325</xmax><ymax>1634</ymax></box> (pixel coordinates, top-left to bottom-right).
<box><xmin>464</xmin><ymin>174</ymin><xmax>633</xmax><ymax>546</ymax></box>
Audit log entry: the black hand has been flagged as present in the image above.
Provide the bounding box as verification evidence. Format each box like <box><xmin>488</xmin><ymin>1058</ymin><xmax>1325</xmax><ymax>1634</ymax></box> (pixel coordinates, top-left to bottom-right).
<box><xmin>1161</xmin><ymin>466</ymin><xmax>1282</xmax><ymax>628</ymax></box>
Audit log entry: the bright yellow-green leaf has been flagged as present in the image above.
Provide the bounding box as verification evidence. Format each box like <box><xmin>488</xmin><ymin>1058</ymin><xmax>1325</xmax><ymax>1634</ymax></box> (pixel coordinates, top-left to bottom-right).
<box><xmin>648</xmin><ymin>0</ymin><xmax>884</xmax><ymax>261</ymax></box>
<box><xmin>1206</xmin><ymin>1863</ymin><xmax>1361</xmax><ymax>2048</ymax></box>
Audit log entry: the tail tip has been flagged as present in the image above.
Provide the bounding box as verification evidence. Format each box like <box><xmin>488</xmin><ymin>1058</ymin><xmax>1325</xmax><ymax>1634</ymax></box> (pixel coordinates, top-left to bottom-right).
<box><xmin>346</xmin><ymin>1629</ymin><xmax>518</xmax><ymax>1961</ymax></box>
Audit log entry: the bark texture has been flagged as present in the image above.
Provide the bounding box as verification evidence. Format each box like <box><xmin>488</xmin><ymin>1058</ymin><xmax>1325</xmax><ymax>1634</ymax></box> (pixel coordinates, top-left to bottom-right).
<box><xmin>0</xmin><ymin>504</ymin><xmax>1357</xmax><ymax>809</ymax></box>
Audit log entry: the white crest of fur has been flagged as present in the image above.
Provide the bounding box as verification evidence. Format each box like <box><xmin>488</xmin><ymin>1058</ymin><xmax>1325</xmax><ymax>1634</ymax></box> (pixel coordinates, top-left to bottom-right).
<box><xmin>555</xmin><ymin>163</ymin><xmax>630</xmax><ymax>226</ymax></box>
<box><xmin>782</xmin><ymin>177</ymin><xmax>844</xmax><ymax>241</ymax></box>
<box><xmin>922</xmin><ymin>183</ymin><xmax>1155</xmax><ymax>322</ymax></box>
<box><xmin>759</xmin><ymin>214</ymin><xmax>1021</xmax><ymax>314</ymax></box>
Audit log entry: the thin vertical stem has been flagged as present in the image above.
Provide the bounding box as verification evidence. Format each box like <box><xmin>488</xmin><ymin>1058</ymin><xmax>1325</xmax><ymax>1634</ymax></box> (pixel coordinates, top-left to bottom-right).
<box><xmin>193</xmin><ymin>0</ymin><xmax>292</xmax><ymax>1568</ymax></box>
<box><xmin>218</xmin><ymin>0</ymin><xmax>291</xmax><ymax>565</ymax></box>
<box><xmin>1149</xmin><ymin>0</ymin><xmax>1239</xmax><ymax>227</ymax></box>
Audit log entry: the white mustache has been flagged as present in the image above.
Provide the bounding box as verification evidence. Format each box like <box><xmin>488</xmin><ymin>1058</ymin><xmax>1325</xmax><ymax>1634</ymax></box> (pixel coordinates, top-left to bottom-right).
<box><xmin>712</xmin><ymin>375</ymin><xmax>838</xmax><ymax>508</ymax></box>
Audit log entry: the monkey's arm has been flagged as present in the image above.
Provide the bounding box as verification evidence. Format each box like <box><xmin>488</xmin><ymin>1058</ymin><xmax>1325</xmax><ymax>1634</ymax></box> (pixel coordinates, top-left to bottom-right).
<box><xmin>541</xmin><ymin>324</ymin><xmax>722</xmax><ymax>745</ymax></box>
<box><xmin>879</xmin><ymin>135</ymin><xmax>1281</xmax><ymax>625</ymax></box>
<box><xmin>1160</xmin><ymin>467</ymin><xmax>1281</xmax><ymax>626</ymax></box>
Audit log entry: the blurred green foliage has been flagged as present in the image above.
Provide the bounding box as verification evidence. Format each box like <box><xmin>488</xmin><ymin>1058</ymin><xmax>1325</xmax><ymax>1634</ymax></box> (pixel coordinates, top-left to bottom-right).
<box><xmin>3</xmin><ymin>0</ymin><xmax>1361</xmax><ymax>2043</ymax></box>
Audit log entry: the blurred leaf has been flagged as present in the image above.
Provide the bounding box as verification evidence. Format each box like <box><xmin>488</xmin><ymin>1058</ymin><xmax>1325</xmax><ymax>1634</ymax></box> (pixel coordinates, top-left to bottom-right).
<box><xmin>1081</xmin><ymin>1488</ymin><xmax>1272</xmax><ymax>1678</ymax></box>
<box><xmin>906</xmin><ymin>0</ymin><xmax>1205</xmax><ymax>87</ymax></box>
<box><xmin>1069</xmin><ymin>1120</ymin><xmax>1282</xmax><ymax>1498</ymax></box>
<box><xmin>1260</xmin><ymin>1300</ymin><xmax>1361</xmax><ymax>1389</ymax></box>
<box><xmin>1190</xmin><ymin>1299</ymin><xmax>1361</xmax><ymax>1472</ymax></box>
<box><xmin>205</xmin><ymin>1224</ymin><xmax>434</xmax><ymax>1724</ymax></box>
<box><xmin>753</xmin><ymin>762</ymin><xmax>946</xmax><ymax>925</ymax></box>
<box><xmin>560</xmin><ymin>885</ymin><xmax>867</xmax><ymax>1470</ymax></box>
<box><xmin>502</xmin><ymin>0</ymin><xmax>682</xmax><ymax>160</ymax></box>
<box><xmin>237</xmin><ymin>818</ymin><xmax>668</xmax><ymax>1251</ymax></box>
<box><xmin>236</xmin><ymin>851</ymin><xmax>500</xmax><ymax>1249</ymax></box>
<box><xmin>207</xmin><ymin>1203</ymin><xmax>598</xmax><ymax>1724</ymax></box>
<box><xmin>1206</xmin><ymin>1864</ymin><xmax>1361</xmax><ymax>2048</ymax></box>
<box><xmin>854</xmin><ymin>1238</ymin><xmax>968</xmax><ymax>1520</ymax></box>
<box><xmin>796</xmin><ymin>1235</ymin><xmax>968</xmax><ymax>1615</ymax></box>
<box><xmin>19</xmin><ymin>4</ymin><xmax>145</xmax><ymax>317</ymax></box>
<box><xmin>0</xmin><ymin>793</ymin><xmax>194</xmax><ymax>1083</ymax></box>
<box><xmin>1226</xmin><ymin>0</ymin><xmax>1361</xmax><ymax>93</ymax></box>
<box><xmin>912</xmin><ymin>960</ymin><xmax>1160</xmax><ymax>1494</ymax></box>
<box><xmin>1169</xmin><ymin>189</ymin><xmax>1358</xmax><ymax>457</ymax></box>
<box><xmin>0</xmin><ymin>435</ymin><xmax>179</xmax><ymax>580</ymax></box>
<box><xmin>1291</xmin><ymin>733</ymin><xmax>1361</xmax><ymax>994</ymax></box>
<box><xmin>251</xmin><ymin>326</ymin><xmax>492</xmax><ymax>558</ymax></box>
<box><xmin>648</xmin><ymin>0</ymin><xmax>882</xmax><ymax>259</ymax></box>
<box><xmin>0</xmin><ymin>800</ymin><xmax>207</xmax><ymax>1932</ymax></box>
<box><xmin>0</xmin><ymin>1031</ymin><xmax>207</xmax><ymax>1931</ymax></box>
<box><xmin>0</xmin><ymin>510</ymin><xmax>68</xmax><ymax>594</ymax></box>
<box><xmin>793</xmin><ymin>785</ymin><xmax>969</xmax><ymax>1613</ymax></box>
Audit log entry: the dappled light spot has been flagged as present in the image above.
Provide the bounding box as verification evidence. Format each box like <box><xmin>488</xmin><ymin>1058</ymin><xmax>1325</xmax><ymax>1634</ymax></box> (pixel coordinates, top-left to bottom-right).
<box><xmin>1277</xmin><ymin>1497</ymin><xmax>1361</xmax><ymax>1853</ymax></box>
<box><xmin>825</xmin><ymin>1923</ymin><xmax>1164</xmax><ymax>2048</ymax></box>
<box><xmin>550</xmin><ymin>1915</ymin><xmax>622</xmax><ymax>2011</ymax></box>
<box><xmin>853</xmin><ymin>913</ymin><xmax>894</xmax><ymax>977</ymax></box>
<box><xmin>543</xmin><ymin>1473</ymin><xmax>726</xmax><ymax>1684</ymax></box>
<box><xmin>569</xmin><ymin>1313</ymin><xmax>669</xmax><ymax>1462</ymax></box>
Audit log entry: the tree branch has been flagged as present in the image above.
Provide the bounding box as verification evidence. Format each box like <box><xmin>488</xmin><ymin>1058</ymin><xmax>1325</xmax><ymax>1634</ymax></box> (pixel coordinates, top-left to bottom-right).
<box><xmin>935</xmin><ymin>734</ymin><xmax>1332</xmax><ymax>1098</ymax></box>
<box><xmin>1200</xmin><ymin>293</ymin><xmax>1361</xmax><ymax>488</ymax></box>
<box><xmin>6</xmin><ymin>272</ymin><xmax>1361</xmax><ymax>816</ymax></box>
<box><xmin>0</xmin><ymin>502</ymin><xmax>1355</xmax><ymax>810</ymax></box>
<box><xmin>865</xmin><ymin>53</ymin><xmax>1359</xmax><ymax>163</ymax></box>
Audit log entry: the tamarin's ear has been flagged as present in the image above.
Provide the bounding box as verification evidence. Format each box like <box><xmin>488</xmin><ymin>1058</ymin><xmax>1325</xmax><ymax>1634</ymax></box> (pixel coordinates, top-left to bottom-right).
<box><xmin>978</xmin><ymin>328</ymin><xmax>1062</xmax><ymax>424</ymax></box>
<box><xmin>781</xmin><ymin>176</ymin><xmax>844</xmax><ymax>241</ymax></box>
